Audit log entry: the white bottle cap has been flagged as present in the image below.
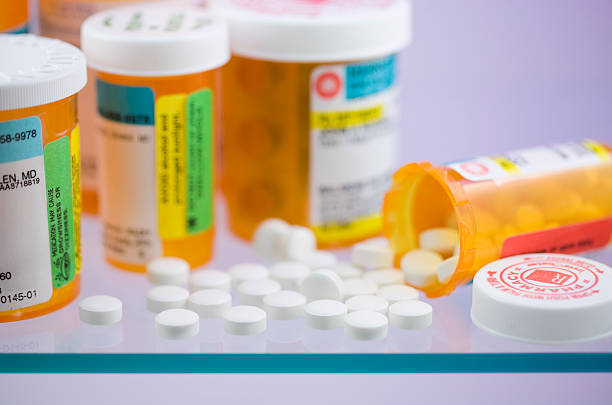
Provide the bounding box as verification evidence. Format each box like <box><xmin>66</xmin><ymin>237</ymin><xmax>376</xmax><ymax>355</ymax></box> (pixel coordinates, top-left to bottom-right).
<box><xmin>345</xmin><ymin>295</ymin><xmax>389</xmax><ymax>315</ymax></box>
<box><xmin>304</xmin><ymin>299</ymin><xmax>347</xmax><ymax>330</ymax></box>
<box><xmin>344</xmin><ymin>310</ymin><xmax>388</xmax><ymax>341</ymax></box>
<box><xmin>471</xmin><ymin>254</ymin><xmax>612</xmax><ymax>344</ymax></box>
<box><xmin>189</xmin><ymin>269</ymin><xmax>231</xmax><ymax>292</ymax></box>
<box><xmin>0</xmin><ymin>34</ymin><xmax>87</xmax><ymax>111</ymax></box>
<box><xmin>146</xmin><ymin>257</ymin><xmax>190</xmax><ymax>286</ymax></box>
<box><xmin>155</xmin><ymin>308</ymin><xmax>200</xmax><ymax>340</ymax></box>
<box><xmin>79</xmin><ymin>295</ymin><xmax>123</xmax><ymax>325</ymax></box>
<box><xmin>223</xmin><ymin>305</ymin><xmax>267</xmax><ymax>336</ymax></box>
<box><xmin>146</xmin><ymin>285</ymin><xmax>189</xmax><ymax>314</ymax></box>
<box><xmin>81</xmin><ymin>5</ymin><xmax>230</xmax><ymax>76</ymax></box>
<box><xmin>263</xmin><ymin>290</ymin><xmax>306</xmax><ymax>320</ymax></box>
<box><xmin>187</xmin><ymin>289</ymin><xmax>232</xmax><ymax>318</ymax></box>
<box><xmin>388</xmin><ymin>300</ymin><xmax>432</xmax><ymax>330</ymax></box>
<box><xmin>213</xmin><ymin>0</ymin><xmax>411</xmax><ymax>62</ymax></box>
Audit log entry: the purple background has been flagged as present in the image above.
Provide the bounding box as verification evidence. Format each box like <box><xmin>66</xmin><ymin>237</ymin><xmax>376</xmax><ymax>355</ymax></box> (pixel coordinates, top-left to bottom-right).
<box><xmin>3</xmin><ymin>0</ymin><xmax>612</xmax><ymax>403</ymax></box>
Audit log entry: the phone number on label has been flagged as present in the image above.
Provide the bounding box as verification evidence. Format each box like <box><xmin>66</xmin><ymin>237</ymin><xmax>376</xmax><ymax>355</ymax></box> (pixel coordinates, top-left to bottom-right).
<box><xmin>0</xmin><ymin>129</ymin><xmax>38</xmax><ymax>144</ymax></box>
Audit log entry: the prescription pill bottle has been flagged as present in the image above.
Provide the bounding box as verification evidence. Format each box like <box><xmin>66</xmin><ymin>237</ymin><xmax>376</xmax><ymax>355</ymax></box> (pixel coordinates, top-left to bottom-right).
<box><xmin>0</xmin><ymin>34</ymin><xmax>86</xmax><ymax>322</ymax></box>
<box><xmin>81</xmin><ymin>5</ymin><xmax>229</xmax><ymax>272</ymax></box>
<box><xmin>39</xmin><ymin>0</ymin><xmax>207</xmax><ymax>215</ymax></box>
<box><xmin>0</xmin><ymin>0</ymin><xmax>28</xmax><ymax>33</ymax></box>
<box><xmin>383</xmin><ymin>140</ymin><xmax>612</xmax><ymax>297</ymax></box>
<box><xmin>215</xmin><ymin>0</ymin><xmax>412</xmax><ymax>247</ymax></box>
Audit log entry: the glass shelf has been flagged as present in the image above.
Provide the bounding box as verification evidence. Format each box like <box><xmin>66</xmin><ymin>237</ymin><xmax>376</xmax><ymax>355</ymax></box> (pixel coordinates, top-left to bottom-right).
<box><xmin>1</xmin><ymin>207</ymin><xmax>611</xmax><ymax>373</ymax></box>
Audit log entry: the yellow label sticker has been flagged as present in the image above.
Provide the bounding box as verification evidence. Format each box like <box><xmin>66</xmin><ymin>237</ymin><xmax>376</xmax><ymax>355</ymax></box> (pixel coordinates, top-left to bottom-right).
<box><xmin>156</xmin><ymin>94</ymin><xmax>188</xmax><ymax>239</ymax></box>
<box><xmin>312</xmin><ymin>213</ymin><xmax>382</xmax><ymax>245</ymax></box>
<box><xmin>70</xmin><ymin>125</ymin><xmax>81</xmax><ymax>274</ymax></box>
<box><xmin>584</xmin><ymin>140</ymin><xmax>610</xmax><ymax>161</ymax></box>
<box><xmin>310</xmin><ymin>105</ymin><xmax>383</xmax><ymax>130</ymax></box>
<box><xmin>491</xmin><ymin>156</ymin><xmax>520</xmax><ymax>174</ymax></box>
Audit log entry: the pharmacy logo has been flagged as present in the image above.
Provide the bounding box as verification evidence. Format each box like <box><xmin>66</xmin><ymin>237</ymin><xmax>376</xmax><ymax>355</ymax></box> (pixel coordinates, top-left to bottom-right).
<box><xmin>315</xmin><ymin>71</ymin><xmax>342</xmax><ymax>99</ymax></box>
<box><xmin>494</xmin><ymin>258</ymin><xmax>599</xmax><ymax>297</ymax></box>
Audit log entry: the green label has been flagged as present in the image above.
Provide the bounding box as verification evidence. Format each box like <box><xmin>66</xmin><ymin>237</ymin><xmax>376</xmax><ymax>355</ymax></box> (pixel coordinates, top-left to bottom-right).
<box><xmin>186</xmin><ymin>89</ymin><xmax>213</xmax><ymax>235</ymax></box>
<box><xmin>44</xmin><ymin>136</ymin><xmax>76</xmax><ymax>289</ymax></box>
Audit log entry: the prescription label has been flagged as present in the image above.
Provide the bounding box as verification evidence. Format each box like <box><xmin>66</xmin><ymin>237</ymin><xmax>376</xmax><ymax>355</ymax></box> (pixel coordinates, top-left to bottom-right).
<box><xmin>97</xmin><ymin>80</ymin><xmax>162</xmax><ymax>265</ymax></box>
<box><xmin>501</xmin><ymin>217</ymin><xmax>612</xmax><ymax>258</ymax></box>
<box><xmin>309</xmin><ymin>55</ymin><xmax>398</xmax><ymax>243</ymax></box>
<box><xmin>448</xmin><ymin>140</ymin><xmax>610</xmax><ymax>182</ymax></box>
<box><xmin>0</xmin><ymin>117</ymin><xmax>52</xmax><ymax>310</ymax></box>
<box><xmin>156</xmin><ymin>89</ymin><xmax>214</xmax><ymax>239</ymax></box>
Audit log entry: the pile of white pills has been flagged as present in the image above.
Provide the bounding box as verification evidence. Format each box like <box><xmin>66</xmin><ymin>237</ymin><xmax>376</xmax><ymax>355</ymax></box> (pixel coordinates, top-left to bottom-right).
<box><xmin>77</xmin><ymin>218</ymin><xmax>436</xmax><ymax>346</ymax></box>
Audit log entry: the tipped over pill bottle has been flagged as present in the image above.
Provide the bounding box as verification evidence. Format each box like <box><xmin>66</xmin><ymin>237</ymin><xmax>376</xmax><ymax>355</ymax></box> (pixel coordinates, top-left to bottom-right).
<box><xmin>216</xmin><ymin>0</ymin><xmax>411</xmax><ymax>247</ymax></box>
<box><xmin>0</xmin><ymin>34</ymin><xmax>86</xmax><ymax>322</ymax></box>
<box><xmin>0</xmin><ymin>0</ymin><xmax>28</xmax><ymax>33</ymax></box>
<box><xmin>82</xmin><ymin>5</ymin><xmax>229</xmax><ymax>272</ymax></box>
<box><xmin>384</xmin><ymin>140</ymin><xmax>612</xmax><ymax>297</ymax></box>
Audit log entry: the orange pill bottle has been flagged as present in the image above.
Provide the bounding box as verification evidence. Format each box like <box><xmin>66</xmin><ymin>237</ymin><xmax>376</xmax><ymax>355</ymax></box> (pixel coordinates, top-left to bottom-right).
<box><xmin>0</xmin><ymin>0</ymin><xmax>28</xmax><ymax>33</ymax></box>
<box><xmin>0</xmin><ymin>34</ymin><xmax>86</xmax><ymax>322</ymax></box>
<box><xmin>81</xmin><ymin>5</ymin><xmax>229</xmax><ymax>272</ymax></box>
<box><xmin>39</xmin><ymin>0</ymin><xmax>207</xmax><ymax>215</ymax></box>
<box><xmin>215</xmin><ymin>0</ymin><xmax>412</xmax><ymax>247</ymax></box>
<box><xmin>383</xmin><ymin>140</ymin><xmax>612</xmax><ymax>297</ymax></box>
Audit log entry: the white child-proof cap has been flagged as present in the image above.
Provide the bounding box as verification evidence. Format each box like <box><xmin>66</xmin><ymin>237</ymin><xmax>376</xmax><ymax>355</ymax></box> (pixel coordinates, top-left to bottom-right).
<box><xmin>81</xmin><ymin>5</ymin><xmax>230</xmax><ymax>76</ymax></box>
<box><xmin>0</xmin><ymin>34</ymin><xmax>87</xmax><ymax>111</ymax></box>
<box><xmin>471</xmin><ymin>253</ymin><xmax>612</xmax><ymax>344</ymax></box>
<box><xmin>213</xmin><ymin>0</ymin><xmax>412</xmax><ymax>62</ymax></box>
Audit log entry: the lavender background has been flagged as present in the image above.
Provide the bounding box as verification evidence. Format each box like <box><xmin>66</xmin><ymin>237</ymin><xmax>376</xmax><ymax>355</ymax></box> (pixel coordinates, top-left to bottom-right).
<box><xmin>3</xmin><ymin>0</ymin><xmax>612</xmax><ymax>403</ymax></box>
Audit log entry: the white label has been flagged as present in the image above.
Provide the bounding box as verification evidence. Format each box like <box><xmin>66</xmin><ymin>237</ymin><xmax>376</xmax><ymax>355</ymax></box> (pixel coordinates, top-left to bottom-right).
<box><xmin>99</xmin><ymin>119</ymin><xmax>161</xmax><ymax>265</ymax></box>
<box><xmin>309</xmin><ymin>55</ymin><xmax>398</xmax><ymax>242</ymax></box>
<box><xmin>0</xmin><ymin>117</ymin><xmax>53</xmax><ymax>311</ymax></box>
<box><xmin>448</xmin><ymin>141</ymin><xmax>609</xmax><ymax>182</ymax></box>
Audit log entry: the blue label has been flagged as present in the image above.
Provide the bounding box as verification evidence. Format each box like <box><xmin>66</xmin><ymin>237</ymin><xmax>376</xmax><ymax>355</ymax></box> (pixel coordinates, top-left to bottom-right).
<box><xmin>97</xmin><ymin>80</ymin><xmax>155</xmax><ymax>125</ymax></box>
<box><xmin>0</xmin><ymin>117</ymin><xmax>43</xmax><ymax>163</ymax></box>
<box><xmin>345</xmin><ymin>55</ymin><xmax>396</xmax><ymax>100</ymax></box>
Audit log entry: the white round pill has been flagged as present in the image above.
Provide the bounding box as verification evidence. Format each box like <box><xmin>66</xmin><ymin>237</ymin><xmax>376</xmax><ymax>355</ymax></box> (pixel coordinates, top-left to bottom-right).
<box><xmin>300</xmin><ymin>269</ymin><xmax>344</xmax><ymax>302</ymax></box>
<box><xmin>237</xmin><ymin>278</ymin><xmax>281</xmax><ymax>306</ymax></box>
<box><xmin>228</xmin><ymin>263</ymin><xmax>270</xmax><ymax>289</ymax></box>
<box><xmin>253</xmin><ymin>218</ymin><xmax>291</xmax><ymax>260</ymax></box>
<box><xmin>345</xmin><ymin>295</ymin><xmax>389</xmax><ymax>314</ymax></box>
<box><xmin>351</xmin><ymin>241</ymin><xmax>394</xmax><ymax>269</ymax></box>
<box><xmin>436</xmin><ymin>256</ymin><xmax>459</xmax><ymax>283</ymax></box>
<box><xmin>79</xmin><ymin>295</ymin><xmax>122</xmax><ymax>325</ymax></box>
<box><xmin>223</xmin><ymin>305</ymin><xmax>267</xmax><ymax>336</ymax></box>
<box><xmin>343</xmin><ymin>278</ymin><xmax>378</xmax><ymax>299</ymax></box>
<box><xmin>419</xmin><ymin>227</ymin><xmax>459</xmax><ymax>257</ymax></box>
<box><xmin>376</xmin><ymin>284</ymin><xmax>419</xmax><ymax>304</ymax></box>
<box><xmin>189</xmin><ymin>269</ymin><xmax>231</xmax><ymax>292</ymax></box>
<box><xmin>155</xmin><ymin>308</ymin><xmax>199</xmax><ymax>340</ymax></box>
<box><xmin>146</xmin><ymin>285</ymin><xmax>189</xmax><ymax>313</ymax></box>
<box><xmin>270</xmin><ymin>261</ymin><xmax>310</xmax><ymax>291</ymax></box>
<box><xmin>400</xmin><ymin>249</ymin><xmax>443</xmax><ymax>287</ymax></box>
<box><xmin>363</xmin><ymin>269</ymin><xmax>404</xmax><ymax>287</ymax></box>
<box><xmin>344</xmin><ymin>310</ymin><xmax>388</xmax><ymax>341</ymax></box>
<box><xmin>188</xmin><ymin>289</ymin><xmax>232</xmax><ymax>318</ymax></box>
<box><xmin>329</xmin><ymin>262</ymin><xmax>364</xmax><ymax>279</ymax></box>
<box><xmin>304</xmin><ymin>299</ymin><xmax>347</xmax><ymax>330</ymax></box>
<box><xmin>301</xmin><ymin>250</ymin><xmax>338</xmax><ymax>269</ymax></box>
<box><xmin>284</xmin><ymin>226</ymin><xmax>316</xmax><ymax>260</ymax></box>
<box><xmin>453</xmin><ymin>243</ymin><xmax>461</xmax><ymax>257</ymax></box>
<box><xmin>389</xmin><ymin>300</ymin><xmax>433</xmax><ymax>330</ymax></box>
<box><xmin>146</xmin><ymin>257</ymin><xmax>190</xmax><ymax>286</ymax></box>
<box><xmin>263</xmin><ymin>290</ymin><xmax>306</xmax><ymax>320</ymax></box>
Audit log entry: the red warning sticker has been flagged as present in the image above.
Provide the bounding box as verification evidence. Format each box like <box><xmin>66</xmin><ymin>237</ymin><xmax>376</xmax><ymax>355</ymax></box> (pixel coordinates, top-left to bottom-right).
<box><xmin>501</xmin><ymin>217</ymin><xmax>612</xmax><ymax>257</ymax></box>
